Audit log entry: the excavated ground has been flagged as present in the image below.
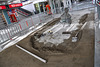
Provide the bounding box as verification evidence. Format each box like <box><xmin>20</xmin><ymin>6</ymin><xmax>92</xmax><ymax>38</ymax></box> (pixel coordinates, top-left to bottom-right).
<box><xmin>0</xmin><ymin>9</ymin><xmax>94</xmax><ymax>67</ymax></box>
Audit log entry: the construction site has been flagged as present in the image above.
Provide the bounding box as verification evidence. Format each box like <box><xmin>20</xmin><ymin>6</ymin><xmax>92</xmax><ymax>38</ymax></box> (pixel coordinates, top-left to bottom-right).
<box><xmin>0</xmin><ymin>0</ymin><xmax>98</xmax><ymax>67</ymax></box>
<box><xmin>0</xmin><ymin>6</ymin><xmax>95</xmax><ymax>67</ymax></box>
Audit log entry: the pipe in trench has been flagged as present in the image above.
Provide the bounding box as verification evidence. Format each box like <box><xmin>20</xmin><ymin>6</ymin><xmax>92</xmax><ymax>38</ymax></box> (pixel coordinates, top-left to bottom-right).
<box><xmin>16</xmin><ymin>45</ymin><xmax>47</xmax><ymax>63</ymax></box>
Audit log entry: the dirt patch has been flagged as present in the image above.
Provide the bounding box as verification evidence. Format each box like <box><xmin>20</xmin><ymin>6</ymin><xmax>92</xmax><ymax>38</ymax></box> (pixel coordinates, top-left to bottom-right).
<box><xmin>79</xmin><ymin>12</ymin><xmax>94</xmax><ymax>24</ymax></box>
<box><xmin>15</xmin><ymin>18</ymin><xmax>61</xmax><ymax>59</ymax></box>
<box><xmin>13</xmin><ymin>12</ymin><xmax>95</xmax><ymax>59</ymax></box>
<box><xmin>79</xmin><ymin>14</ymin><xmax>88</xmax><ymax>24</ymax></box>
<box><xmin>26</xmin><ymin>12</ymin><xmax>94</xmax><ymax>55</ymax></box>
<box><xmin>86</xmin><ymin>12</ymin><xmax>94</xmax><ymax>21</ymax></box>
<box><xmin>29</xmin><ymin>27</ymin><xmax>82</xmax><ymax>55</ymax></box>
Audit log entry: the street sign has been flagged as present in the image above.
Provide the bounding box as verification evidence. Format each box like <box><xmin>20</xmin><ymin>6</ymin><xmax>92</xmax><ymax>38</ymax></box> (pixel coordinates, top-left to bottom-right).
<box><xmin>9</xmin><ymin>3</ymin><xmax>23</xmax><ymax>8</ymax></box>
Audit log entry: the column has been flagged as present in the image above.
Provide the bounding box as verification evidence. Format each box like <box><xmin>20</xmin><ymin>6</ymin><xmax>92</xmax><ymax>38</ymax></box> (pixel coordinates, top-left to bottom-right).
<box><xmin>53</xmin><ymin>0</ymin><xmax>56</xmax><ymax>13</ymax></box>
<box><xmin>38</xmin><ymin>3</ymin><xmax>41</xmax><ymax>13</ymax></box>
<box><xmin>63</xmin><ymin>0</ymin><xmax>72</xmax><ymax>9</ymax></box>
<box><xmin>63</xmin><ymin>0</ymin><xmax>68</xmax><ymax>8</ymax></box>
<box><xmin>58</xmin><ymin>0</ymin><xmax>61</xmax><ymax>13</ymax></box>
<box><xmin>58</xmin><ymin>0</ymin><xmax>61</xmax><ymax>7</ymax></box>
<box><xmin>43</xmin><ymin>3</ymin><xmax>45</xmax><ymax>13</ymax></box>
<box><xmin>68</xmin><ymin>0</ymin><xmax>72</xmax><ymax>9</ymax></box>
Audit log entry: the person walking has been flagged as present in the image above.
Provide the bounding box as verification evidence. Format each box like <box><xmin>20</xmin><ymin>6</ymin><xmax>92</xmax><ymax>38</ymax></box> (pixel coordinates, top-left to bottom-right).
<box><xmin>46</xmin><ymin>3</ymin><xmax>51</xmax><ymax>15</ymax></box>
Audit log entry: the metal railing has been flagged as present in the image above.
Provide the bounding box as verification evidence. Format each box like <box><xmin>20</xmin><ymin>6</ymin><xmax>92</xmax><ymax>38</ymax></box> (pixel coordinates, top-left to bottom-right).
<box><xmin>0</xmin><ymin>12</ymin><xmax>54</xmax><ymax>47</ymax></box>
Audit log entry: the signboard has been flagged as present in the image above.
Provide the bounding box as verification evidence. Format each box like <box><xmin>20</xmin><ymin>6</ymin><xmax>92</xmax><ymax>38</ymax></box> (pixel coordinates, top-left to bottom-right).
<box><xmin>0</xmin><ymin>6</ymin><xmax>6</xmax><ymax>10</ymax></box>
<box><xmin>9</xmin><ymin>3</ymin><xmax>23</xmax><ymax>8</ymax></box>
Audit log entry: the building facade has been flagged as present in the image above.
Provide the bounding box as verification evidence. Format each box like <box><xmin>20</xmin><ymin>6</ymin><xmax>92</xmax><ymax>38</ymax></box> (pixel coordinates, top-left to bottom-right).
<box><xmin>48</xmin><ymin>0</ymin><xmax>72</xmax><ymax>14</ymax></box>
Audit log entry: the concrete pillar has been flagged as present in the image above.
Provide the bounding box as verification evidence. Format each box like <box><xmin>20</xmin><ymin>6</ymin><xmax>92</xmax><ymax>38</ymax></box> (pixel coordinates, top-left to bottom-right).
<box><xmin>63</xmin><ymin>0</ymin><xmax>72</xmax><ymax>9</ymax></box>
<box><xmin>53</xmin><ymin>0</ymin><xmax>56</xmax><ymax>13</ymax></box>
<box><xmin>68</xmin><ymin>0</ymin><xmax>72</xmax><ymax>9</ymax></box>
<box><xmin>55</xmin><ymin>0</ymin><xmax>61</xmax><ymax>13</ymax></box>
<box><xmin>58</xmin><ymin>0</ymin><xmax>61</xmax><ymax>7</ymax></box>
<box><xmin>63</xmin><ymin>0</ymin><xmax>68</xmax><ymax>8</ymax></box>
<box><xmin>38</xmin><ymin>3</ymin><xmax>41</xmax><ymax>13</ymax></box>
<box><xmin>43</xmin><ymin>3</ymin><xmax>45</xmax><ymax>12</ymax></box>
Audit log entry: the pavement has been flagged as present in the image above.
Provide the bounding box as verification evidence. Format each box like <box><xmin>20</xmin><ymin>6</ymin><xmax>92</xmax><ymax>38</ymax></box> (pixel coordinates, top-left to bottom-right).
<box><xmin>95</xmin><ymin>5</ymin><xmax>100</xmax><ymax>67</ymax></box>
<box><xmin>95</xmin><ymin>21</ymin><xmax>100</xmax><ymax>67</ymax></box>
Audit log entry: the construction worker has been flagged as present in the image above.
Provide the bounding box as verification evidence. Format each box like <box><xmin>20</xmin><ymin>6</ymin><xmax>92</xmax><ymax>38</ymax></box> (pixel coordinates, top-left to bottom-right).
<box><xmin>60</xmin><ymin>7</ymin><xmax>72</xmax><ymax>26</ymax></box>
<box><xmin>46</xmin><ymin>3</ymin><xmax>51</xmax><ymax>15</ymax></box>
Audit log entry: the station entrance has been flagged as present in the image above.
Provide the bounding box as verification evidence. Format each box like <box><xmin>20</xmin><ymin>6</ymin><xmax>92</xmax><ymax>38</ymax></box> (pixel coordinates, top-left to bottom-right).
<box><xmin>0</xmin><ymin>3</ymin><xmax>22</xmax><ymax>27</ymax></box>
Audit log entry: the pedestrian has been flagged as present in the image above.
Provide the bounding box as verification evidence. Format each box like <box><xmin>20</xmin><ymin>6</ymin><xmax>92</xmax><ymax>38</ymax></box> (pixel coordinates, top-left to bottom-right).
<box><xmin>46</xmin><ymin>3</ymin><xmax>51</xmax><ymax>15</ymax></box>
